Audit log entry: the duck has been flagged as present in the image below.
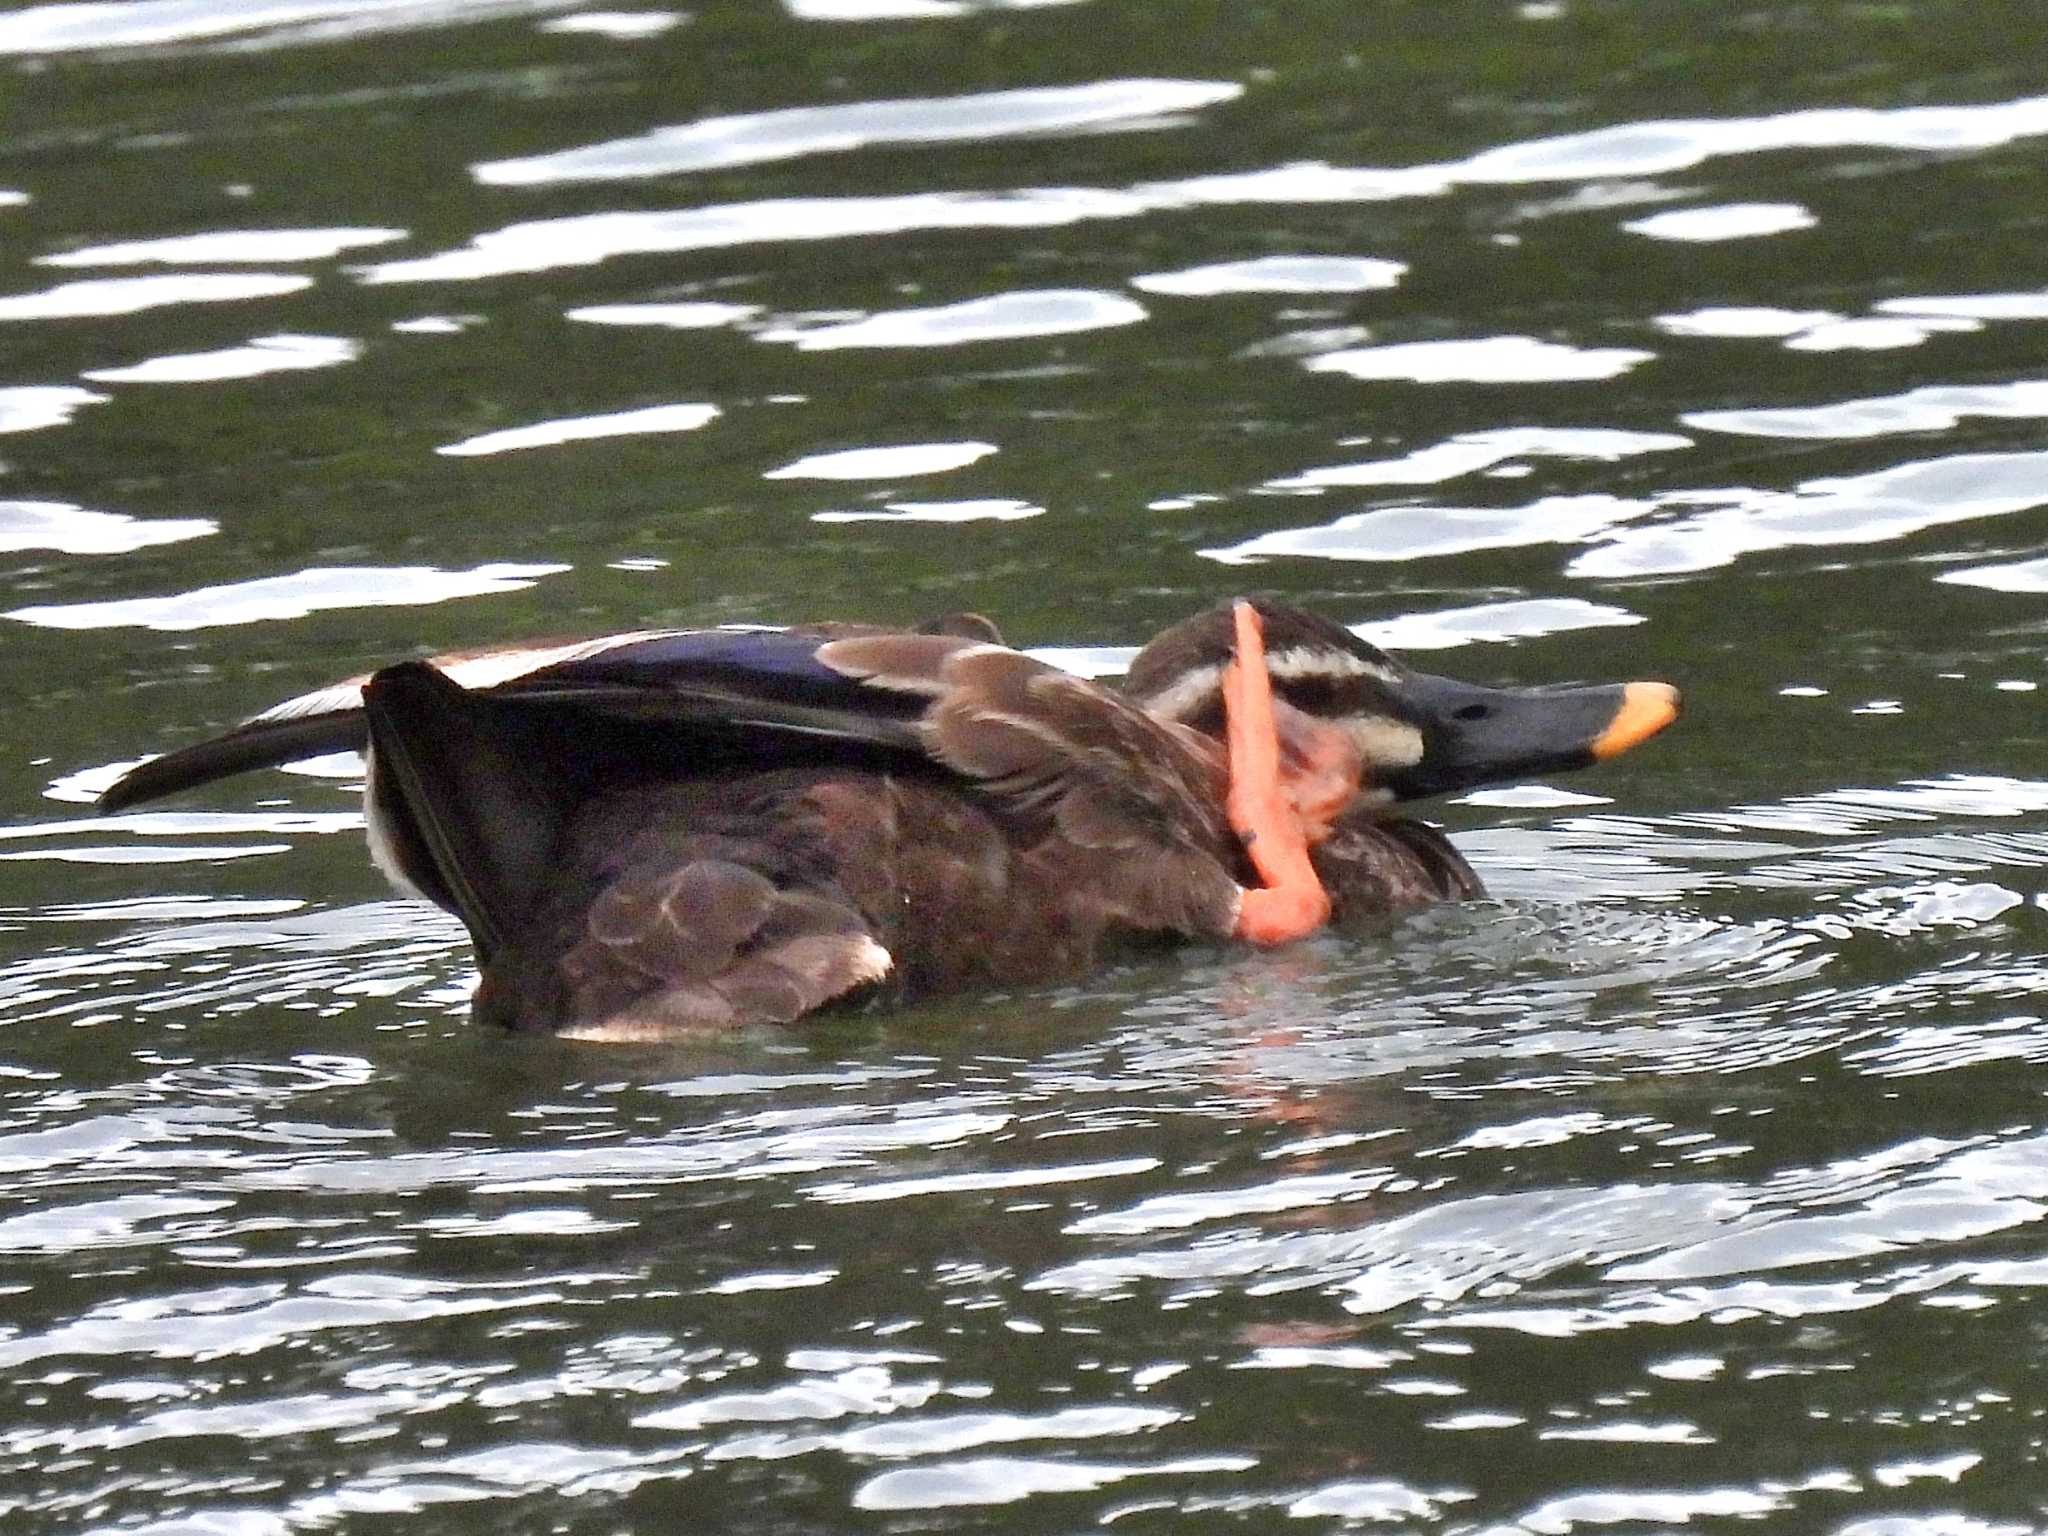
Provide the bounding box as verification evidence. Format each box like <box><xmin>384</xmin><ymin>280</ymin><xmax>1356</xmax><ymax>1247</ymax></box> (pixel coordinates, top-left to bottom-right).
<box><xmin>97</xmin><ymin>598</ymin><xmax>1680</xmax><ymax>1040</ymax></box>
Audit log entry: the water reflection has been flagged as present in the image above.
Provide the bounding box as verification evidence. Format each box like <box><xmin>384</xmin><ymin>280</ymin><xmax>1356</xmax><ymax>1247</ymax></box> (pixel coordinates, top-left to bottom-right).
<box><xmin>1687</xmin><ymin>380</ymin><xmax>2048</xmax><ymax>440</ymax></box>
<box><xmin>1208</xmin><ymin>449</ymin><xmax>2048</xmax><ymax>581</ymax></box>
<box><xmin>757</xmin><ymin>289</ymin><xmax>1147</xmax><ymax>350</ymax></box>
<box><xmin>0</xmin><ymin>501</ymin><xmax>214</xmax><ymax>555</ymax></box>
<box><xmin>535</xmin><ymin>9</ymin><xmax>682</xmax><ymax>38</ymax></box>
<box><xmin>1622</xmin><ymin>201</ymin><xmax>1817</xmax><ymax>241</ymax></box>
<box><xmin>1304</xmin><ymin>336</ymin><xmax>1656</xmax><ymax>384</ymax></box>
<box><xmin>0</xmin><ymin>0</ymin><xmax>577</xmax><ymax>55</ymax></box>
<box><xmin>764</xmin><ymin>441</ymin><xmax>995</xmax><ymax>478</ymax></box>
<box><xmin>471</xmin><ymin>80</ymin><xmax>1243</xmax><ymax>184</ymax></box>
<box><xmin>84</xmin><ymin>334</ymin><xmax>361</xmax><ymax>385</ymax></box>
<box><xmin>8</xmin><ymin>4</ymin><xmax>2048</xmax><ymax>1531</ymax></box>
<box><xmin>0</xmin><ymin>274</ymin><xmax>313</xmax><ymax>321</ymax></box>
<box><xmin>7</xmin><ymin>563</ymin><xmax>568</xmax><ymax>631</ymax></box>
<box><xmin>436</xmin><ymin>402</ymin><xmax>718</xmax><ymax>456</ymax></box>
<box><xmin>1265</xmin><ymin>427</ymin><xmax>1689</xmax><ymax>490</ymax></box>
<box><xmin>1130</xmin><ymin>256</ymin><xmax>1405</xmax><ymax>296</ymax></box>
<box><xmin>39</xmin><ymin>228</ymin><xmax>407</xmax><ymax>267</ymax></box>
<box><xmin>0</xmin><ymin>387</ymin><xmax>106</xmax><ymax>434</ymax></box>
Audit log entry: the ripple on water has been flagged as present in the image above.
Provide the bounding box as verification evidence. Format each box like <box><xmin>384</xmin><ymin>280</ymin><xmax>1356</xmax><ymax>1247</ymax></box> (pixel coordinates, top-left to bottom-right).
<box><xmin>1264</xmin><ymin>426</ymin><xmax>1691</xmax><ymax>490</ymax></box>
<box><xmin>0</xmin><ymin>387</ymin><xmax>107</xmax><ymax>434</ymax></box>
<box><xmin>435</xmin><ymin>402</ymin><xmax>719</xmax><ymax>456</ymax></box>
<box><xmin>1303</xmin><ymin>335</ymin><xmax>1655</xmax><ymax>384</ymax></box>
<box><xmin>1622</xmin><ymin>201</ymin><xmax>1817</xmax><ymax>241</ymax></box>
<box><xmin>38</xmin><ymin>227</ymin><xmax>408</xmax><ymax>266</ymax></box>
<box><xmin>1206</xmin><ymin>449</ymin><xmax>2048</xmax><ymax>580</ymax></box>
<box><xmin>756</xmin><ymin>289</ymin><xmax>1147</xmax><ymax>350</ymax></box>
<box><xmin>1130</xmin><ymin>255</ymin><xmax>1407</xmax><ymax>295</ymax></box>
<box><xmin>11</xmin><ymin>23</ymin><xmax>2048</xmax><ymax>1532</ymax></box>
<box><xmin>473</xmin><ymin>79</ymin><xmax>1243</xmax><ymax>184</ymax></box>
<box><xmin>764</xmin><ymin>440</ymin><xmax>996</xmax><ymax>478</ymax></box>
<box><xmin>5</xmin><ymin>563</ymin><xmax>570</xmax><ymax>631</ymax></box>
<box><xmin>0</xmin><ymin>273</ymin><xmax>313</xmax><ymax>321</ymax></box>
<box><xmin>0</xmin><ymin>500</ymin><xmax>213</xmax><ymax>554</ymax></box>
<box><xmin>1686</xmin><ymin>379</ymin><xmax>2048</xmax><ymax>440</ymax></box>
<box><xmin>82</xmin><ymin>335</ymin><xmax>362</xmax><ymax>385</ymax></box>
<box><xmin>0</xmin><ymin>0</ymin><xmax>581</xmax><ymax>56</ymax></box>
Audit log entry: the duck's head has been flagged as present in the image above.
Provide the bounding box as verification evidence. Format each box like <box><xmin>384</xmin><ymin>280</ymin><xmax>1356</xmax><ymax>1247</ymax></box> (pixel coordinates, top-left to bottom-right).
<box><xmin>1127</xmin><ymin>597</ymin><xmax>1681</xmax><ymax>807</ymax></box>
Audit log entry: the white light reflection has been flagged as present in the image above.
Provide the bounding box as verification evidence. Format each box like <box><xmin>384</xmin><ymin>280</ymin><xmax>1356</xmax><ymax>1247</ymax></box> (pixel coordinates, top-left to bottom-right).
<box><xmin>0</xmin><ymin>273</ymin><xmax>312</xmax><ymax>321</ymax></box>
<box><xmin>537</xmin><ymin>9</ymin><xmax>684</xmax><ymax>35</ymax></box>
<box><xmin>812</xmin><ymin>499</ymin><xmax>1041</xmax><ymax>523</ymax></box>
<box><xmin>1655</xmin><ymin>307</ymin><xmax>1841</xmax><ymax>339</ymax></box>
<box><xmin>1355</xmin><ymin>597</ymin><xmax>1644</xmax><ymax>650</ymax></box>
<box><xmin>0</xmin><ymin>500</ymin><xmax>215</xmax><ymax>555</ymax></box>
<box><xmin>438</xmin><ymin>402</ymin><xmax>719</xmax><ymax>456</ymax></box>
<box><xmin>0</xmin><ymin>385</ymin><xmax>106</xmax><ymax>433</ymax></box>
<box><xmin>1572</xmin><ymin>450</ymin><xmax>2048</xmax><ymax>579</ymax></box>
<box><xmin>361</xmin><ymin>92</ymin><xmax>2048</xmax><ymax>285</ymax></box>
<box><xmin>1209</xmin><ymin>450</ymin><xmax>2048</xmax><ymax>581</ymax></box>
<box><xmin>1624</xmin><ymin>202</ymin><xmax>1816</xmax><ymax>241</ymax></box>
<box><xmin>39</xmin><ymin>228</ymin><xmax>406</xmax><ymax>267</ymax></box>
<box><xmin>6</xmin><ymin>563</ymin><xmax>568</xmax><ymax>631</ymax></box>
<box><xmin>1688</xmin><ymin>381</ymin><xmax>2048</xmax><ymax>440</ymax></box>
<box><xmin>85</xmin><ymin>334</ymin><xmax>361</xmax><ymax>385</ymax></box>
<box><xmin>1305</xmin><ymin>336</ymin><xmax>1653</xmax><ymax>384</ymax></box>
<box><xmin>786</xmin><ymin>0</ymin><xmax>1086</xmax><ymax>15</ymax></box>
<box><xmin>566</xmin><ymin>301</ymin><xmax>761</xmax><ymax>329</ymax></box>
<box><xmin>1269</xmin><ymin>427</ymin><xmax>1689</xmax><ymax>489</ymax></box>
<box><xmin>766</xmin><ymin>442</ymin><xmax>996</xmax><ymax>479</ymax></box>
<box><xmin>759</xmin><ymin>290</ymin><xmax>1145</xmax><ymax>350</ymax></box>
<box><xmin>0</xmin><ymin>0</ymin><xmax>579</xmax><ymax>56</ymax></box>
<box><xmin>1939</xmin><ymin>557</ymin><xmax>2048</xmax><ymax>594</ymax></box>
<box><xmin>1132</xmin><ymin>255</ymin><xmax>1405</xmax><ymax>296</ymax></box>
<box><xmin>474</xmin><ymin>80</ymin><xmax>1241</xmax><ymax>186</ymax></box>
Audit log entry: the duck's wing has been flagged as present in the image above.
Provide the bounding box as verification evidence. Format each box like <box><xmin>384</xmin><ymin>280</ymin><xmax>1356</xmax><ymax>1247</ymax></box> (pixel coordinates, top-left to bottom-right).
<box><xmin>406</xmin><ymin>625</ymin><xmax>1241</xmax><ymax>901</ymax></box>
<box><xmin>360</xmin><ymin>660</ymin><xmax>572</xmax><ymax>961</ymax></box>
<box><xmin>96</xmin><ymin>620</ymin><xmax>998</xmax><ymax>813</ymax></box>
<box><xmin>817</xmin><ymin>632</ymin><xmax>1244</xmax><ymax>935</ymax></box>
<box><xmin>97</xmin><ymin>631</ymin><xmax>695</xmax><ymax>812</ymax></box>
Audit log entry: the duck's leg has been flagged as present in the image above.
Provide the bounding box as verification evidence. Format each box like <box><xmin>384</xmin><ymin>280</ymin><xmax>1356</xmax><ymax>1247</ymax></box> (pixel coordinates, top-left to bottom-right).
<box><xmin>1223</xmin><ymin>601</ymin><xmax>1334</xmax><ymax>945</ymax></box>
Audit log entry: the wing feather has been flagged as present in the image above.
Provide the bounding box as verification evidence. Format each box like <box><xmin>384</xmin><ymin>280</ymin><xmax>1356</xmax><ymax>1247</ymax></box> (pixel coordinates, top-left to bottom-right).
<box><xmin>97</xmin><ymin>625</ymin><xmax>952</xmax><ymax>812</ymax></box>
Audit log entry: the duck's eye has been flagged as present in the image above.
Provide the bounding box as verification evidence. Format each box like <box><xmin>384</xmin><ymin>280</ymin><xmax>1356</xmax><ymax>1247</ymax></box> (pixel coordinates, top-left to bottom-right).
<box><xmin>1453</xmin><ymin>703</ymin><xmax>1492</xmax><ymax>722</ymax></box>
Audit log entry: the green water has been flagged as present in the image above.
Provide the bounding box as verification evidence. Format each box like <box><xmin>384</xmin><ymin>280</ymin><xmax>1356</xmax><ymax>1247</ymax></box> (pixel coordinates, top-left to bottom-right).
<box><xmin>4</xmin><ymin>2</ymin><xmax>2048</xmax><ymax>1530</ymax></box>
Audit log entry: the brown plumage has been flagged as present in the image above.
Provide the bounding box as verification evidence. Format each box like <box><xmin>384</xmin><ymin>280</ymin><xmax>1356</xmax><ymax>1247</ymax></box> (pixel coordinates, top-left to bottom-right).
<box><xmin>95</xmin><ymin>599</ymin><xmax>1678</xmax><ymax>1039</ymax></box>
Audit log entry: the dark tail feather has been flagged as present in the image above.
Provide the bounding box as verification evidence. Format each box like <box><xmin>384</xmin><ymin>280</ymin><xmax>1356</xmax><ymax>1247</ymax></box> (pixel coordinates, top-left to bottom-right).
<box><xmin>98</xmin><ymin>713</ymin><xmax>370</xmax><ymax>813</ymax></box>
<box><xmin>363</xmin><ymin>662</ymin><xmax>568</xmax><ymax>962</ymax></box>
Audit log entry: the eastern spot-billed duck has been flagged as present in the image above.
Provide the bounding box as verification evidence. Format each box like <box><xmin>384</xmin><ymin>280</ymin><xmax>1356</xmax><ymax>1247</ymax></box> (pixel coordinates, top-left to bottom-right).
<box><xmin>98</xmin><ymin>599</ymin><xmax>1679</xmax><ymax>1040</ymax></box>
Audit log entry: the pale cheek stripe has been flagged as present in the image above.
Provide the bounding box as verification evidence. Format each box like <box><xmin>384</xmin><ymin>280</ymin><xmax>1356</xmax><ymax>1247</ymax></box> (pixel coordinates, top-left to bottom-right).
<box><xmin>1264</xmin><ymin>646</ymin><xmax>1404</xmax><ymax>688</ymax></box>
<box><xmin>1345</xmin><ymin>718</ymin><xmax>1425</xmax><ymax>770</ymax></box>
<box><xmin>1138</xmin><ymin>650</ymin><xmax>1404</xmax><ymax>724</ymax></box>
<box><xmin>1134</xmin><ymin>661</ymin><xmax>1225</xmax><ymax>723</ymax></box>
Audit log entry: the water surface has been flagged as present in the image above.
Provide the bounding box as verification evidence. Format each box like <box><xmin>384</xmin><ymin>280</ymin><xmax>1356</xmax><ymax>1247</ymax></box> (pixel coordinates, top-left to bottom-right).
<box><xmin>4</xmin><ymin>2</ymin><xmax>2048</xmax><ymax>1531</ymax></box>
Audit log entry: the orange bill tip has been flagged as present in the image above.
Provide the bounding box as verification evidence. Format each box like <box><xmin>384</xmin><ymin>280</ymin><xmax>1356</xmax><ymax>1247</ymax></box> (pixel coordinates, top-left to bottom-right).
<box><xmin>1591</xmin><ymin>681</ymin><xmax>1682</xmax><ymax>761</ymax></box>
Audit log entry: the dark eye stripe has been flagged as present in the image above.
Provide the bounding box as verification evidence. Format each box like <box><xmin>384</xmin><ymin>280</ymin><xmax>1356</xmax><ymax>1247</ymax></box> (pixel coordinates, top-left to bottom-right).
<box><xmin>1273</xmin><ymin>673</ymin><xmax>1408</xmax><ymax>722</ymax></box>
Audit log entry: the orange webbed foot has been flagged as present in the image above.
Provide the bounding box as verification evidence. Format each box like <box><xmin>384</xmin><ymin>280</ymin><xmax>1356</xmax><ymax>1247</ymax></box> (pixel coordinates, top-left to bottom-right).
<box><xmin>1222</xmin><ymin>600</ymin><xmax>1332</xmax><ymax>945</ymax></box>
